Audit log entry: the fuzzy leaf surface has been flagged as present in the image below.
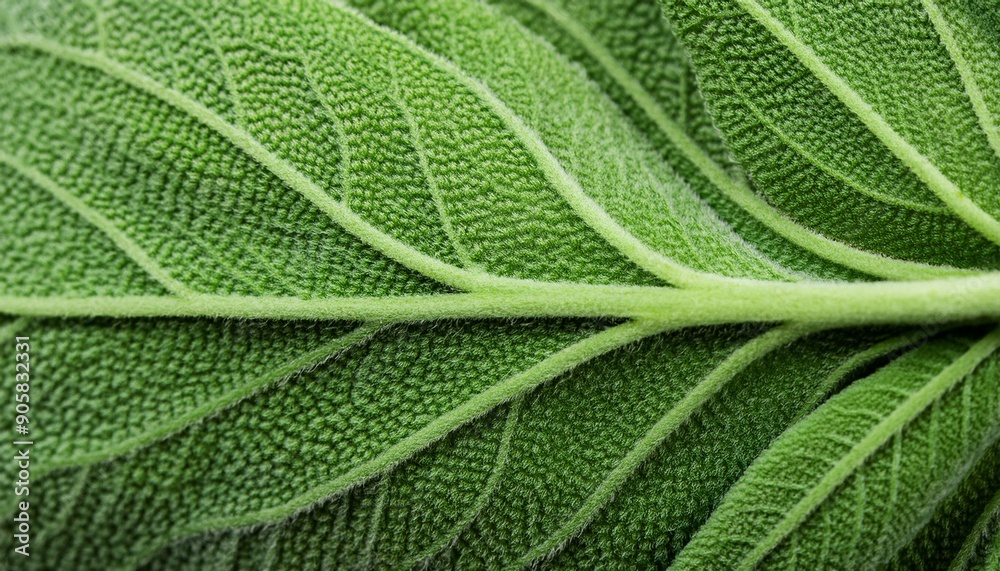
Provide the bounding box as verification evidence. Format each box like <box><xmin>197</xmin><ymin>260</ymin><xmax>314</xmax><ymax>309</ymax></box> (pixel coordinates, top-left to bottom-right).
<box><xmin>0</xmin><ymin>0</ymin><xmax>998</xmax><ymax>569</ymax></box>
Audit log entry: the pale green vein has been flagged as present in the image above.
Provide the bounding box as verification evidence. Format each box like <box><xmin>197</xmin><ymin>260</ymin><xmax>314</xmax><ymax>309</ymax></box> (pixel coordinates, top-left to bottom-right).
<box><xmin>734</xmin><ymin>325</ymin><xmax>1000</xmax><ymax>571</ymax></box>
<box><xmin>850</xmin><ymin>471</ymin><xmax>867</xmax><ymax>567</ymax></box>
<box><xmin>167</xmin><ymin>221</ymin><xmax>271</xmax><ymax>297</ymax></box>
<box><xmin>890</xmin><ymin>433</ymin><xmax>902</xmax><ymax>508</ymax></box>
<box><xmin>260</xmin><ymin>524</ymin><xmax>283</xmax><ymax>571</ymax></box>
<box><xmin>1</xmin><ymin>19</ymin><xmax>708</xmax><ymax>291</ymax></box>
<box><xmin>386</xmin><ymin>64</ymin><xmax>479</xmax><ymax>268</ymax></box>
<box><xmin>92</xmin><ymin>468</ymin><xmax>131</xmax><ymax>546</ymax></box>
<box><xmin>0</xmin><ymin>317</ymin><xmax>29</xmax><ymax>342</ymax></box>
<box><xmin>12</xmin><ymin>19</ymin><xmax>295</xmax><ymax>297</ymax></box>
<box><xmin>895</xmin><ymin>427</ymin><xmax>1000</xmax><ymax>571</ymax></box>
<box><xmin>31</xmin><ymin>465</ymin><xmax>92</xmax><ymax>550</ymax></box>
<box><xmin>124</xmin><ymin>319</ymin><xmax>670</xmax><ymax>571</ymax></box>
<box><xmin>733</xmin><ymin>0</ymin><xmax>1000</xmax><ymax>246</ymax></box>
<box><xmin>0</xmin><ymin>149</ymin><xmax>190</xmax><ymax>296</ymax></box>
<box><xmin>179</xmin><ymin>35</ymin><xmax>353</xmax><ymax>299</ymax></box>
<box><xmin>516</xmin><ymin>323</ymin><xmax>816</xmax><ymax>568</ymax></box>
<box><xmin>33</xmin><ymin>323</ymin><xmax>381</xmax><ymax>478</ymax></box>
<box><xmin>950</xmin><ymin>487</ymin><xmax>1000</xmax><ymax>571</ymax></box>
<box><xmin>4</xmin><ymin>272</ymin><xmax>1000</xmax><ymax>326</ymax></box>
<box><xmin>287</xmin><ymin>28</ymin><xmax>357</xmax><ymax>229</ymax></box>
<box><xmin>361</xmin><ymin>478</ymin><xmax>389</xmax><ymax>570</ymax></box>
<box><xmin>793</xmin><ymin>329</ymin><xmax>940</xmax><ymax>421</ymax></box>
<box><xmin>737</xmin><ymin>94</ymin><xmax>948</xmax><ymax>215</ymax></box>
<box><xmin>0</xmin><ymin>35</ymin><xmax>514</xmax><ymax>294</ymax></box>
<box><xmin>328</xmin><ymin>3</ymin><xmax>719</xmax><ymax>288</ymax></box>
<box><xmin>962</xmin><ymin>375</ymin><xmax>973</xmax><ymax>450</ymax></box>
<box><xmin>220</xmin><ymin>535</ymin><xmax>242</xmax><ymax>571</ymax></box>
<box><xmin>921</xmin><ymin>0</ymin><xmax>1000</xmax><ymax>162</ymax></box>
<box><xmin>414</xmin><ymin>398</ymin><xmax>523</xmax><ymax>568</ymax></box>
<box><xmin>166</xmin><ymin>0</ymin><xmax>239</xmax><ymax>119</ymax></box>
<box><xmin>519</xmin><ymin>0</ymin><xmax>968</xmax><ymax>281</ymax></box>
<box><xmin>81</xmin><ymin>0</ymin><xmax>106</xmax><ymax>52</ymax></box>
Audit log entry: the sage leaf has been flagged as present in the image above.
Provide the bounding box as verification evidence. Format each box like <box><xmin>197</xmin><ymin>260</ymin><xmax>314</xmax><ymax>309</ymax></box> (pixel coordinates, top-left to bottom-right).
<box><xmin>672</xmin><ymin>328</ymin><xmax>1000</xmax><ymax>571</ymax></box>
<box><xmin>662</xmin><ymin>0</ymin><xmax>1000</xmax><ymax>269</ymax></box>
<box><xmin>0</xmin><ymin>0</ymin><xmax>998</xmax><ymax>568</ymax></box>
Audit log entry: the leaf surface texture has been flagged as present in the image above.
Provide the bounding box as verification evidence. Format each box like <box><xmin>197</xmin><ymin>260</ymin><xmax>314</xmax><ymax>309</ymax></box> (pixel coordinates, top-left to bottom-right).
<box><xmin>0</xmin><ymin>0</ymin><xmax>998</xmax><ymax>569</ymax></box>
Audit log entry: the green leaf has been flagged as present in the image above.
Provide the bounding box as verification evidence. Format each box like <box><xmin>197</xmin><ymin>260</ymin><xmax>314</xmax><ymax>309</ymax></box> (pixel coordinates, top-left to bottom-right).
<box><xmin>661</xmin><ymin>0</ymin><xmax>1000</xmax><ymax>269</ymax></box>
<box><xmin>671</xmin><ymin>327</ymin><xmax>1000</xmax><ymax>570</ymax></box>
<box><xmin>886</xmin><ymin>445</ymin><xmax>1000</xmax><ymax>571</ymax></box>
<box><xmin>6</xmin><ymin>321</ymin><xmax>899</xmax><ymax>569</ymax></box>
<box><xmin>0</xmin><ymin>0</ymin><xmax>789</xmax><ymax>303</ymax></box>
<box><xmin>476</xmin><ymin>0</ymin><xmax>880</xmax><ymax>281</ymax></box>
<box><xmin>2</xmin><ymin>0</ymin><xmax>999</xmax><ymax>323</ymax></box>
<box><xmin>0</xmin><ymin>0</ymin><xmax>998</xmax><ymax>569</ymax></box>
<box><xmin>949</xmin><ymin>488</ymin><xmax>1000</xmax><ymax>571</ymax></box>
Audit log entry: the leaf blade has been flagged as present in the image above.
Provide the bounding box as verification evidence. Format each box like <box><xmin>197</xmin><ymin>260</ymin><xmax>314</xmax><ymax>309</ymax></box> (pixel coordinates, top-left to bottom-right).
<box><xmin>727</xmin><ymin>0</ymin><xmax>1000</xmax><ymax>244</ymax></box>
<box><xmin>661</xmin><ymin>0</ymin><xmax>1000</xmax><ymax>269</ymax></box>
<box><xmin>671</xmin><ymin>327</ymin><xmax>1000</xmax><ymax>570</ymax></box>
<box><xmin>486</xmin><ymin>0</ymin><xmax>976</xmax><ymax>281</ymax></box>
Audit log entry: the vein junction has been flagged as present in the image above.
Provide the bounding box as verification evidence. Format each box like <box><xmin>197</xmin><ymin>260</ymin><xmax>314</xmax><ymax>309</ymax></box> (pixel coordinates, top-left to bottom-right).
<box><xmin>0</xmin><ymin>34</ymin><xmax>998</xmax><ymax>330</ymax></box>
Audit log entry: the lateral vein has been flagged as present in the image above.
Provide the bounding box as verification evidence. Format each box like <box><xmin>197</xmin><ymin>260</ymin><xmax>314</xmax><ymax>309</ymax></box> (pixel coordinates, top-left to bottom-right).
<box><xmin>326</xmin><ymin>2</ymin><xmax>715</xmax><ymax>288</ymax></box>
<box><xmin>0</xmin><ymin>317</ymin><xmax>30</xmax><ymax>342</ymax></box>
<box><xmin>920</xmin><ymin>0</ymin><xmax>1000</xmax><ymax>162</ymax></box>
<box><xmin>732</xmin><ymin>0</ymin><xmax>1000</xmax><ymax>246</ymax></box>
<box><xmin>736</xmin><ymin>325</ymin><xmax>1000</xmax><ymax>570</ymax></box>
<box><xmin>792</xmin><ymin>329</ymin><xmax>945</xmax><ymax>422</ymax></box>
<box><xmin>0</xmin><ymin>149</ymin><xmax>191</xmax><ymax>296</ymax></box>
<box><xmin>385</xmin><ymin>64</ymin><xmax>478</xmax><ymax>268</ymax></box>
<box><xmin>520</xmin><ymin>0</ymin><xmax>967</xmax><ymax>281</ymax></box>
<box><xmin>123</xmin><ymin>319</ymin><xmax>670</xmax><ymax>570</ymax></box>
<box><xmin>0</xmin><ymin>36</ymin><xmax>504</xmax><ymax>293</ymax></box>
<box><xmin>517</xmin><ymin>323</ymin><xmax>817</xmax><ymax>568</ymax></box>
<box><xmin>32</xmin><ymin>323</ymin><xmax>382</xmax><ymax>477</ymax></box>
<box><xmin>949</xmin><ymin>485</ymin><xmax>1000</xmax><ymax>571</ymax></box>
<box><xmin>411</xmin><ymin>398</ymin><xmax>523</xmax><ymax>568</ymax></box>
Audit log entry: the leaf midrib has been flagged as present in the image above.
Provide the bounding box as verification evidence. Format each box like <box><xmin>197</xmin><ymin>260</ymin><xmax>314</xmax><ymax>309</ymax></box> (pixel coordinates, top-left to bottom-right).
<box><xmin>4</xmin><ymin>26</ymin><xmax>996</xmax><ymax>325</ymax></box>
<box><xmin>4</xmin><ymin>273</ymin><xmax>1000</xmax><ymax>327</ymax></box>
<box><xmin>4</xmin><ymin>4</ymin><xmax>999</xmax><ymax>568</ymax></box>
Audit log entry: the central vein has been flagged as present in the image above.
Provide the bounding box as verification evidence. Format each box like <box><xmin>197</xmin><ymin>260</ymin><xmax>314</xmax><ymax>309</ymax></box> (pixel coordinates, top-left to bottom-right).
<box><xmin>3</xmin><ymin>273</ymin><xmax>1000</xmax><ymax>326</ymax></box>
